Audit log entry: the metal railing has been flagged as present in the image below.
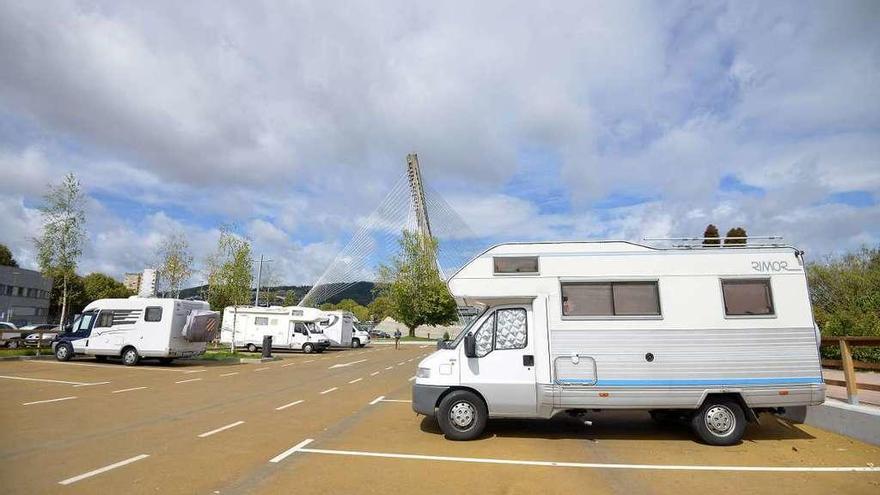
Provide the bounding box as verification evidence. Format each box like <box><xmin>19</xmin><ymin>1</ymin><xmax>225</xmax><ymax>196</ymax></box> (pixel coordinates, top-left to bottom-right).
<box><xmin>820</xmin><ymin>336</ymin><xmax>880</xmax><ymax>405</ymax></box>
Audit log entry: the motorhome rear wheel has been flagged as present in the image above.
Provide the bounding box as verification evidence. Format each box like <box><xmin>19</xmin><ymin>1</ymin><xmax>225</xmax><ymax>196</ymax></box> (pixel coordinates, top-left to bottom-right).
<box><xmin>159</xmin><ymin>357</ymin><xmax>174</xmax><ymax>365</ymax></box>
<box><xmin>691</xmin><ymin>398</ymin><xmax>746</xmax><ymax>446</ymax></box>
<box><xmin>351</xmin><ymin>338</ymin><xmax>360</xmax><ymax>348</ymax></box>
<box><xmin>437</xmin><ymin>390</ymin><xmax>488</xmax><ymax>441</ymax></box>
<box><xmin>246</xmin><ymin>343</ymin><xmax>258</xmax><ymax>353</ymax></box>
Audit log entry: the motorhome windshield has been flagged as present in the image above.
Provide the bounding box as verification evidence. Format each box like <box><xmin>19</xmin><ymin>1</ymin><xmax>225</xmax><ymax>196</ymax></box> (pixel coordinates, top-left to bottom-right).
<box><xmin>307</xmin><ymin>323</ymin><xmax>323</xmax><ymax>334</ymax></box>
<box><xmin>445</xmin><ymin>308</ymin><xmax>487</xmax><ymax>348</ymax></box>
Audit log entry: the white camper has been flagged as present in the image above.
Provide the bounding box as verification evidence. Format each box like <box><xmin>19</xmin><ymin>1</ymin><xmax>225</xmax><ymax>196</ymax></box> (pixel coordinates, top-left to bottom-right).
<box><xmin>220</xmin><ymin>306</ymin><xmax>331</xmax><ymax>354</ymax></box>
<box><xmin>51</xmin><ymin>298</ymin><xmax>218</xmax><ymax>365</ymax></box>
<box><xmin>317</xmin><ymin>310</ymin><xmax>355</xmax><ymax>347</ymax></box>
<box><xmin>413</xmin><ymin>241</ymin><xmax>825</xmax><ymax>445</ymax></box>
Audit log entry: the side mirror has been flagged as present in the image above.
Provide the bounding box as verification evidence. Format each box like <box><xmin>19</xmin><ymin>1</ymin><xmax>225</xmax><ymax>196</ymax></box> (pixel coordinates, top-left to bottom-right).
<box><xmin>436</xmin><ymin>338</ymin><xmax>445</xmax><ymax>350</ymax></box>
<box><xmin>464</xmin><ymin>333</ymin><xmax>476</xmax><ymax>358</ymax></box>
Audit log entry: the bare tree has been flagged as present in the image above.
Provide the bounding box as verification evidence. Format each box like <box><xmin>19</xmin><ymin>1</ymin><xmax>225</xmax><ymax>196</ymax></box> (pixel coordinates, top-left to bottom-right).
<box><xmin>156</xmin><ymin>232</ymin><xmax>194</xmax><ymax>298</ymax></box>
<box><xmin>34</xmin><ymin>173</ymin><xmax>86</xmax><ymax>326</ymax></box>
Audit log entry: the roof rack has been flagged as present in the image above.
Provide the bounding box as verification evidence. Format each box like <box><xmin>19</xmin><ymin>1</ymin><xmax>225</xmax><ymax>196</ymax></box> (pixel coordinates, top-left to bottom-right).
<box><xmin>642</xmin><ymin>236</ymin><xmax>790</xmax><ymax>250</ymax></box>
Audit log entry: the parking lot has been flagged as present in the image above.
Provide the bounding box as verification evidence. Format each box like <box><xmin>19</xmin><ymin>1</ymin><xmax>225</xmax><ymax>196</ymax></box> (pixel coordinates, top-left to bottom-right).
<box><xmin>1</xmin><ymin>346</ymin><xmax>879</xmax><ymax>495</ymax></box>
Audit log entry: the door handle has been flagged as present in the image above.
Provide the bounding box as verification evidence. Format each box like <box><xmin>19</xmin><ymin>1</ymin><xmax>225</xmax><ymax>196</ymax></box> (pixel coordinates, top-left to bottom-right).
<box><xmin>523</xmin><ymin>355</ymin><xmax>534</xmax><ymax>366</ymax></box>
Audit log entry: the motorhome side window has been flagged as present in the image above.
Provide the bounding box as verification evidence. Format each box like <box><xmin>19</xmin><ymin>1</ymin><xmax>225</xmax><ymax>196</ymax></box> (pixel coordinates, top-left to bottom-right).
<box><xmin>561</xmin><ymin>281</ymin><xmax>660</xmax><ymax>317</ymax></box>
<box><xmin>493</xmin><ymin>256</ymin><xmax>538</xmax><ymax>274</ymax></box>
<box><xmin>721</xmin><ymin>279</ymin><xmax>774</xmax><ymax>316</ymax></box>
<box><xmin>96</xmin><ymin>311</ymin><xmax>114</xmax><ymax>327</ymax></box>
<box><xmin>144</xmin><ymin>307</ymin><xmax>163</xmax><ymax>322</ymax></box>
<box><xmin>254</xmin><ymin>317</ymin><xmax>269</xmax><ymax>326</ymax></box>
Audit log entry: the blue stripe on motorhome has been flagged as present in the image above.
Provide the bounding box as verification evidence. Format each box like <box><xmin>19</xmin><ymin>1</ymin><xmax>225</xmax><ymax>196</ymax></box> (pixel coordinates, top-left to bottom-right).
<box><xmin>556</xmin><ymin>377</ymin><xmax>822</xmax><ymax>386</ymax></box>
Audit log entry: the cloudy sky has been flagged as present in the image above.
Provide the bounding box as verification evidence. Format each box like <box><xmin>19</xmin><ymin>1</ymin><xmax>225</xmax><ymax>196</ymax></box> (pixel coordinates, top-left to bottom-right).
<box><xmin>1</xmin><ymin>0</ymin><xmax>878</xmax><ymax>286</ymax></box>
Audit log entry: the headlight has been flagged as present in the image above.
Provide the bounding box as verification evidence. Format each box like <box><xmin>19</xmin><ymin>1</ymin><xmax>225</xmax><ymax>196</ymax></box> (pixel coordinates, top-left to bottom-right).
<box><xmin>416</xmin><ymin>367</ymin><xmax>431</xmax><ymax>378</ymax></box>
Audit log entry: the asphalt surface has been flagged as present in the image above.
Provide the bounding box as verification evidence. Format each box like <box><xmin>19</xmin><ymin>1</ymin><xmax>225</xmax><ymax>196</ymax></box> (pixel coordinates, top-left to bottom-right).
<box><xmin>1</xmin><ymin>346</ymin><xmax>879</xmax><ymax>494</ymax></box>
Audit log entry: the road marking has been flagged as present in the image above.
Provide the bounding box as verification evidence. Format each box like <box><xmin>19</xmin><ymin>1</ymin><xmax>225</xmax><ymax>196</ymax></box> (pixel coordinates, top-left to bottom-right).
<box><xmin>198</xmin><ymin>420</ymin><xmax>245</xmax><ymax>438</ymax></box>
<box><xmin>112</xmin><ymin>386</ymin><xmax>147</xmax><ymax>394</ymax></box>
<box><xmin>320</xmin><ymin>387</ymin><xmax>338</xmax><ymax>395</ymax></box>
<box><xmin>275</xmin><ymin>400</ymin><xmax>304</xmax><ymax>411</ymax></box>
<box><xmin>254</xmin><ymin>367</ymin><xmax>270</xmax><ymax>372</ymax></box>
<box><xmin>369</xmin><ymin>395</ymin><xmax>385</xmax><ymax>405</ymax></box>
<box><xmin>328</xmin><ymin>359</ymin><xmax>367</xmax><ymax>369</ymax></box>
<box><xmin>0</xmin><ymin>375</ymin><xmax>91</xmax><ymax>386</ymax></box>
<box><xmin>26</xmin><ymin>361</ymin><xmax>177</xmax><ymax>371</ymax></box>
<box><xmin>281</xmin><ymin>363</ymin><xmax>295</xmax><ymax>367</ymax></box>
<box><xmin>72</xmin><ymin>381</ymin><xmax>111</xmax><ymax>388</ymax></box>
<box><xmin>397</xmin><ymin>362</ymin><xmax>406</xmax><ymax>366</ymax></box>
<box><xmin>220</xmin><ymin>372</ymin><xmax>239</xmax><ymax>377</ymax></box>
<box><xmin>23</xmin><ymin>396</ymin><xmax>77</xmax><ymax>406</ymax></box>
<box><xmin>409</xmin><ymin>376</ymin><xmax>416</xmax><ymax>381</ymax></box>
<box><xmin>58</xmin><ymin>454</ymin><xmax>150</xmax><ymax>485</ymax></box>
<box><xmin>175</xmin><ymin>378</ymin><xmax>202</xmax><ymax>384</ymax></box>
<box><xmin>269</xmin><ymin>439</ymin><xmax>315</xmax><ymax>463</ymax></box>
<box><xmin>385</xmin><ymin>366</ymin><xmax>393</xmax><ymax>370</ymax></box>
<box><xmin>370</xmin><ymin>371</ymin><xmax>380</xmax><ymax>376</ymax></box>
<box><xmin>380</xmin><ymin>399</ymin><xmax>411</xmax><ymax>403</ymax></box>
<box><xmin>304</xmin><ymin>360</ymin><xmax>315</xmax><ymax>363</ymax></box>
<box><xmin>348</xmin><ymin>378</ymin><xmax>362</xmax><ymax>384</ymax></box>
<box><xmin>291</xmin><ymin>443</ymin><xmax>880</xmax><ymax>473</ymax></box>
<box><xmin>183</xmin><ymin>369</ymin><xmax>206</xmax><ymax>374</ymax></box>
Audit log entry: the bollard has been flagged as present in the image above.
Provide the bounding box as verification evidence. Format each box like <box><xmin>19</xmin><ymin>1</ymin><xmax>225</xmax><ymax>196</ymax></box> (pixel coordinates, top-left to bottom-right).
<box><xmin>262</xmin><ymin>335</ymin><xmax>273</xmax><ymax>359</ymax></box>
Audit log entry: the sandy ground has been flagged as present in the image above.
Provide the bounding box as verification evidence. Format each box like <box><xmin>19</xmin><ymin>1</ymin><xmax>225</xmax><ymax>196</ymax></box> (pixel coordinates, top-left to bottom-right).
<box><xmin>1</xmin><ymin>348</ymin><xmax>878</xmax><ymax>495</ymax></box>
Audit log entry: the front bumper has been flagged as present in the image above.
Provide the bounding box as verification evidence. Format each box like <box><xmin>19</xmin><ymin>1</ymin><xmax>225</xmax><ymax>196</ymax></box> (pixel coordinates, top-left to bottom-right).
<box><xmin>412</xmin><ymin>383</ymin><xmax>449</xmax><ymax>416</ymax></box>
<box><xmin>317</xmin><ymin>341</ymin><xmax>331</xmax><ymax>349</ymax></box>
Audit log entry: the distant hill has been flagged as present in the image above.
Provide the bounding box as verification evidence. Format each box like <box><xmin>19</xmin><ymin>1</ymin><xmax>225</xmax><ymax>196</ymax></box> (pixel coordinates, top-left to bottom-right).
<box><xmin>176</xmin><ymin>281</ymin><xmax>376</xmax><ymax>306</ymax></box>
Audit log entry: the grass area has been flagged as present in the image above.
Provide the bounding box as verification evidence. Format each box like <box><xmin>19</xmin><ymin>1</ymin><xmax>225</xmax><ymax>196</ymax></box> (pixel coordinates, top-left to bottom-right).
<box><xmin>0</xmin><ymin>348</ymin><xmax>51</xmax><ymax>357</ymax></box>
<box><xmin>197</xmin><ymin>350</ymin><xmax>266</xmax><ymax>360</ymax></box>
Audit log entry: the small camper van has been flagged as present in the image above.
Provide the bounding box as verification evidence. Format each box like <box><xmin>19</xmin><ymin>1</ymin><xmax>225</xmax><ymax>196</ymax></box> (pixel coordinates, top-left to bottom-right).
<box><xmin>413</xmin><ymin>241</ymin><xmax>825</xmax><ymax>445</ymax></box>
<box><xmin>52</xmin><ymin>298</ymin><xmax>218</xmax><ymax>365</ymax></box>
<box><xmin>318</xmin><ymin>310</ymin><xmax>355</xmax><ymax>347</ymax></box>
<box><xmin>220</xmin><ymin>306</ymin><xmax>331</xmax><ymax>353</ymax></box>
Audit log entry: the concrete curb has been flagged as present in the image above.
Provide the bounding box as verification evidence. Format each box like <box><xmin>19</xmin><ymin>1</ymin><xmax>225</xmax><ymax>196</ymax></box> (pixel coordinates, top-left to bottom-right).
<box><xmin>0</xmin><ymin>354</ymin><xmax>54</xmax><ymax>361</ymax></box>
<box><xmin>371</xmin><ymin>341</ymin><xmax>435</xmax><ymax>346</ymax></box>
<box><xmin>783</xmin><ymin>399</ymin><xmax>880</xmax><ymax>446</ymax></box>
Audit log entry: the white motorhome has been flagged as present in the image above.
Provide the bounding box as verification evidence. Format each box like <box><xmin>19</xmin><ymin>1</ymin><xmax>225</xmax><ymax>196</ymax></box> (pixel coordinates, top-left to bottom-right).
<box><xmin>318</xmin><ymin>310</ymin><xmax>355</xmax><ymax>347</ymax></box>
<box><xmin>51</xmin><ymin>298</ymin><xmax>218</xmax><ymax>365</ymax></box>
<box><xmin>413</xmin><ymin>241</ymin><xmax>825</xmax><ymax>445</ymax></box>
<box><xmin>220</xmin><ymin>306</ymin><xmax>331</xmax><ymax>353</ymax></box>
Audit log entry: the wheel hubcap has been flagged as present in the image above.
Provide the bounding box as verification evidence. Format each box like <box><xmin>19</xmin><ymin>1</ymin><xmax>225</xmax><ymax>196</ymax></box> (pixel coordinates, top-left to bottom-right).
<box><xmin>125</xmin><ymin>352</ymin><xmax>135</xmax><ymax>364</ymax></box>
<box><xmin>58</xmin><ymin>347</ymin><xmax>67</xmax><ymax>358</ymax></box>
<box><xmin>449</xmin><ymin>401</ymin><xmax>476</xmax><ymax>429</ymax></box>
<box><xmin>705</xmin><ymin>405</ymin><xmax>735</xmax><ymax>436</ymax></box>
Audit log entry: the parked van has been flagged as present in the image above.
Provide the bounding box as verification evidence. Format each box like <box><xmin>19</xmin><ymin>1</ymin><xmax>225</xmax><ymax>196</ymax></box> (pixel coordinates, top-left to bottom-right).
<box><xmin>318</xmin><ymin>310</ymin><xmax>355</xmax><ymax>347</ymax></box>
<box><xmin>350</xmin><ymin>322</ymin><xmax>371</xmax><ymax>348</ymax></box>
<box><xmin>220</xmin><ymin>306</ymin><xmax>331</xmax><ymax>354</ymax></box>
<box><xmin>52</xmin><ymin>298</ymin><xmax>218</xmax><ymax>365</ymax></box>
<box><xmin>413</xmin><ymin>241</ymin><xmax>825</xmax><ymax>445</ymax></box>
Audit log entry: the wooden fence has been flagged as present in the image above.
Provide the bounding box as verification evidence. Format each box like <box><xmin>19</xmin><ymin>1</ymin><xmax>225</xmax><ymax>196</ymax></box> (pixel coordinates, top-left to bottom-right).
<box><xmin>820</xmin><ymin>336</ymin><xmax>880</xmax><ymax>405</ymax></box>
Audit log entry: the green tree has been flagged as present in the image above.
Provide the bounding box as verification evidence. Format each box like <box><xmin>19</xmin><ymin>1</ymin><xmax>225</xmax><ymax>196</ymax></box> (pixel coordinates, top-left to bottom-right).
<box><xmin>82</xmin><ymin>273</ymin><xmax>133</xmax><ymax>301</ymax></box>
<box><xmin>724</xmin><ymin>227</ymin><xmax>748</xmax><ymax>246</ymax></box>
<box><xmin>205</xmin><ymin>228</ymin><xmax>254</xmax><ymax>351</ymax></box>
<box><xmin>282</xmin><ymin>291</ymin><xmax>298</xmax><ymax>306</ymax></box>
<box><xmin>156</xmin><ymin>232</ymin><xmax>193</xmax><ymax>298</ymax></box>
<box><xmin>49</xmin><ymin>273</ymin><xmax>87</xmax><ymax>322</ymax></box>
<box><xmin>702</xmin><ymin>224</ymin><xmax>720</xmax><ymax>246</ymax></box>
<box><xmin>808</xmin><ymin>246</ymin><xmax>880</xmax><ymax>362</ymax></box>
<box><xmin>376</xmin><ymin>231</ymin><xmax>458</xmax><ymax>337</ymax></box>
<box><xmin>0</xmin><ymin>244</ymin><xmax>18</xmax><ymax>267</ymax></box>
<box><xmin>34</xmin><ymin>173</ymin><xmax>86</xmax><ymax>326</ymax></box>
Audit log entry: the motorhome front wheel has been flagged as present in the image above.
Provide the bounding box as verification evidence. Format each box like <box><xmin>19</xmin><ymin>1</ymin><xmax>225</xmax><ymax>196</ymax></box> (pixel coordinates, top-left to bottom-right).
<box><xmin>437</xmin><ymin>390</ymin><xmax>487</xmax><ymax>441</ymax></box>
<box><xmin>122</xmin><ymin>347</ymin><xmax>141</xmax><ymax>366</ymax></box>
<box><xmin>54</xmin><ymin>343</ymin><xmax>73</xmax><ymax>362</ymax></box>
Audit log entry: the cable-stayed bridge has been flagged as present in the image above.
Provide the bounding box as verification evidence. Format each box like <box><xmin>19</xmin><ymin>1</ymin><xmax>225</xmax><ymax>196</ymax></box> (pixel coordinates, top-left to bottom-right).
<box><xmin>299</xmin><ymin>154</ymin><xmax>483</xmax><ymax>307</ymax></box>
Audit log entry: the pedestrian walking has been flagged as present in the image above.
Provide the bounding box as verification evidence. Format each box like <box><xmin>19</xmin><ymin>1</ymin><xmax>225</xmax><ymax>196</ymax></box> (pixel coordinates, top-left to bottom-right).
<box><xmin>394</xmin><ymin>329</ymin><xmax>402</xmax><ymax>349</ymax></box>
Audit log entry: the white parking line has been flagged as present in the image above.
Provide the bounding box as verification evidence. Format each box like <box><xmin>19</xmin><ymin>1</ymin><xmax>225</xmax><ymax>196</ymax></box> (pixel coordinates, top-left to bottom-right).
<box><xmin>275</xmin><ymin>400</ymin><xmax>304</xmax><ymax>411</ymax></box>
<box><xmin>329</xmin><ymin>359</ymin><xmax>367</xmax><ymax>369</ymax></box>
<box><xmin>281</xmin><ymin>363</ymin><xmax>295</xmax><ymax>367</ymax></box>
<box><xmin>72</xmin><ymin>381</ymin><xmax>111</xmax><ymax>388</ymax></box>
<box><xmin>370</xmin><ymin>371</ymin><xmax>380</xmax><ymax>376</ymax></box>
<box><xmin>26</xmin><ymin>361</ymin><xmax>177</xmax><ymax>371</ymax></box>
<box><xmin>291</xmin><ymin>443</ymin><xmax>880</xmax><ymax>473</ymax></box>
<box><xmin>348</xmin><ymin>378</ymin><xmax>362</xmax><ymax>384</ymax></box>
<box><xmin>220</xmin><ymin>372</ymin><xmax>239</xmax><ymax>377</ymax></box>
<box><xmin>23</xmin><ymin>396</ymin><xmax>77</xmax><ymax>406</ymax></box>
<box><xmin>58</xmin><ymin>454</ymin><xmax>150</xmax><ymax>485</ymax></box>
<box><xmin>254</xmin><ymin>367</ymin><xmax>270</xmax><ymax>372</ymax></box>
<box><xmin>408</xmin><ymin>376</ymin><xmax>416</xmax><ymax>381</ymax></box>
<box><xmin>183</xmin><ymin>369</ymin><xmax>206</xmax><ymax>374</ymax></box>
<box><xmin>0</xmin><ymin>375</ymin><xmax>91</xmax><ymax>386</ymax></box>
<box><xmin>381</xmin><ymin>399</ymin><xmax>411</xmax><ymax>403</ymax></box>
<box><xmin>198</xmin><ymin>420</ymin><xmax>245</xmax><ymax>438</ymax></box>
<box><xmin>385</xmin><ymin>366</ymin><xmax>393</xmax><ymax>370</ymax></box>
<box><xmin>269</xmin><ymin>439</ymin><xmax>314</xmax><ymax>463</ymax></box>
<box><xmin>320</xmin><ymin>387</ymin><xmax>338</xmax><ymax>395</ymax></box>
<box><xmin>397</xmin><ymin>362</ymin><xmax>406</xmax><ymax>366</ymax></box>
<box><xmin>304</xmin><ymin>360</ymin><xmax>315</xmax><ymax>363</ymax></box>
<box><xmin>175</xmin><ymin>378</ymin><xmax>202</xmax><ymax>384</ymax></box>
<box><xmin>111</xmin><ymin>386</ymin><xmax>147</xmax><ymax>394</ymax></box>
<box><xmin>369</xmin><ymin>395</ymin><xmax>385</xmax><ymax>405</ymax></box>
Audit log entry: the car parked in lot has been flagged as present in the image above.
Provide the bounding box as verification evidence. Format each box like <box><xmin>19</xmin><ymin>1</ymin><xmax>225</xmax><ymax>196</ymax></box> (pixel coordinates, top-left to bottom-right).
<box><xmin>369</xmin><ymin>330</ymin><xmax>390</xmax><ymax>339</ymax></box>
<box><xmin>22</xmin><ymin>324</ymin><xmax>59</xmax><ymax>346</ymax></box>
<box><xmin>0</xmin><ymin>321</ymin><xmax>25</xmax><ymax>348</ymax></box>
